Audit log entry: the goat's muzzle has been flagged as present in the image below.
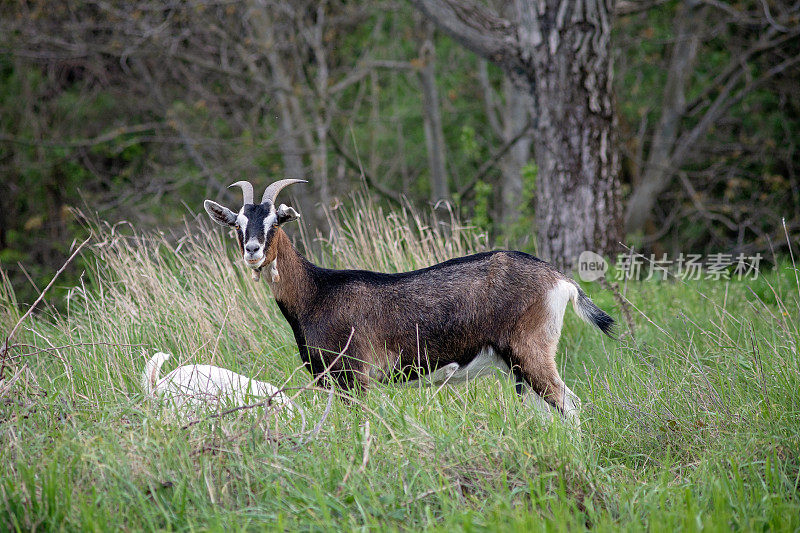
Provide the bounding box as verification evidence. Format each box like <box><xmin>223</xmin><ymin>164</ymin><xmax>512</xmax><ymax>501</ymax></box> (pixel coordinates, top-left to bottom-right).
<box><xmin>244</xmin><ymin>253</ymin><xmax>265</xmax><ymax>269</ymax></box>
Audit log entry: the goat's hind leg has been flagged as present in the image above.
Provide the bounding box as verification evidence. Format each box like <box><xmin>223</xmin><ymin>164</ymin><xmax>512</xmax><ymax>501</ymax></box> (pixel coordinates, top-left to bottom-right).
<box><xmin>515</xmin><ymin>379</ymin><xmax>555</xmax><ymax>420</ymax></box>
<box><xmin>509</xmin><ymin>337</ymin><xmax>581</xmax><ymax>428</ymax></box>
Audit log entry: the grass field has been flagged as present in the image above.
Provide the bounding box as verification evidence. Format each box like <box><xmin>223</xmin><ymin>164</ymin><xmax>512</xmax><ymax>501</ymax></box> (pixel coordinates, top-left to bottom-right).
<box><xmin>1</xmin><ymin>199</ymin><xmax>799</xmax><ymax>531</ymax></box>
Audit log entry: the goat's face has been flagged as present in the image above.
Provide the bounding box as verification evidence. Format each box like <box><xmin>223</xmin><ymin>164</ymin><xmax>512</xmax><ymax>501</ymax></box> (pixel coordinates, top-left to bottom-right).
<box><xmin>204</xmin><ymin>179</ymin><xmax>305</xmax><ymax>272</ymax></box>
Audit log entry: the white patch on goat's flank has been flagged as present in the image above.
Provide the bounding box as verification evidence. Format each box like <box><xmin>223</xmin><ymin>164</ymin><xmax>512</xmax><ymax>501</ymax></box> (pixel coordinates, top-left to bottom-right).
<box><xmin>395</xmin><ymin>347</ymin><xmax>509</xmax><ymax>388</ymax></box>
<box><xmin>546</xmin><ymin>280</ymin><xmax>578</xmax><ymax>340</ymax></box>
<box><xmin>407</xmin><ymin>362</ymin><xmax>459</xmax><ymax>385</ymax></box>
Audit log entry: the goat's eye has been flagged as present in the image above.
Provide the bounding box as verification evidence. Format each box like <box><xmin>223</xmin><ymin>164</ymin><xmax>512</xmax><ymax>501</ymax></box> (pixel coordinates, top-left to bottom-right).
<box><xmin>235</xmin><ymin>224</ymin><xmax>240</xmax><ymax>230</ymax></box>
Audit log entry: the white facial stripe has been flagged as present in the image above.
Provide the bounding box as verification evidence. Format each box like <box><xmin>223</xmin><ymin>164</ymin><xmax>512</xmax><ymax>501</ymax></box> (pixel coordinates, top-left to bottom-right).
<box><xmin>236</xmin><ymin>211</ymin><xmax>248</xmax><ymax>233</ymax></box>
<box><xmin>264</xmin><ymin>209</ymin><xmax>277</xmax><ymax>236</ymax></box>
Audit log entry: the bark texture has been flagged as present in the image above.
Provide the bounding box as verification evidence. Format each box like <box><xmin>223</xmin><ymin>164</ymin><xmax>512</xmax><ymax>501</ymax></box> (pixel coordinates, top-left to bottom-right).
<box><xmin>410</xmin><ymin>0</ymin><xmax>622</xmax><ymax>268</ymax></box>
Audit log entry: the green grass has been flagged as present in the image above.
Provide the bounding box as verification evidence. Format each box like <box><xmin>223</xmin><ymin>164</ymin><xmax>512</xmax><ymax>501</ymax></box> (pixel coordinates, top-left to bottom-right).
<box><xmin>1</xmin><ymin>199</ymin><xmax>799</xmax><ymax>531</ymax></box>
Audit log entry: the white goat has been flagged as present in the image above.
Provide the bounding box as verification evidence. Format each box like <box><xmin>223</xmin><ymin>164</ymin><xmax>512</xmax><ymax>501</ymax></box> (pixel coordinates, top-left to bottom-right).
<box><xmin>141</xmin><ymin>352</ymin><xmax>293</xmax><ymax>413</ymax></box>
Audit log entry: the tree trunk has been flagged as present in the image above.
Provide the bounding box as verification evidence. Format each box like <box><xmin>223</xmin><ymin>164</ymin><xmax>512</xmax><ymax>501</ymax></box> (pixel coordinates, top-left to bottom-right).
<box><xmin>419</xmin><ymin>20</ymin><xmax>449</xmax><ymax>203</ymax></box>
<box><xmin>247</xmin><ymin>1</ymin><xmax>320</xmax><ymax>231</ymax></box>
<box><xmin>309</xmin><ymin>3</ymin><xmax>331</xmax><ymax>209</ymax></box>
<box><xmin>514</xmin><ymin>1</ymin><xmax>621</xmax><ymax>268</ymax></box>
<box><xmin>498</xmin><ymin>76</ymin><xmax>532</xmax><ymax>226</ymax></box>
<box><xmin>409</xmin><ymin>0</ymin><xmax>622</xmax><ymax>269</ymax></box>
<box><xmin>624</xmin><ymin>1</ymin><xmax>703</xmax><ymax>234</ymax></box>
<box><xmin>477</xmin><ymin>60</ymin><xmax>532</xmax><ymax>227</ymax></box>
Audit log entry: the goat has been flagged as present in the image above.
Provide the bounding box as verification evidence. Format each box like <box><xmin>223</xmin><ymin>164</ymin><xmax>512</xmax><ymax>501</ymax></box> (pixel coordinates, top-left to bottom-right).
<box><xmin>141</xmin><ymin>351</ymin><xmax>293</xmax><ymax>413</ymax></box>
<box><xmin>203</xmin><ymin>180</ymin><xmax>614</xmax><ymax>424</ymax></box>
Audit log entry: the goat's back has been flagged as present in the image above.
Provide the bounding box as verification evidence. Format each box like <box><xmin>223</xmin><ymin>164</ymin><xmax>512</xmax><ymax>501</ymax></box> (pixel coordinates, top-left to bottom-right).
<box><xmin>301</xmin><ymin>251</ymin><xmax>567</xmax><ymax>370</ymax></box>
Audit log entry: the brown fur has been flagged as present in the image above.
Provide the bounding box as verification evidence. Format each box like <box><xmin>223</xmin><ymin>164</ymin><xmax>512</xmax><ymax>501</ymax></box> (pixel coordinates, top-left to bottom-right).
<box><xmin>263</xmin><ymin>226</ymin><xmax>574</xmax><ymax>412</ymax></box>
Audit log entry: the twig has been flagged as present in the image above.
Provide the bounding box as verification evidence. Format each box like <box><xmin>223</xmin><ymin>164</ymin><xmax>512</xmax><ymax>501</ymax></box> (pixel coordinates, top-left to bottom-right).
<box><xmin>598</xmin><ymin>277</ymin><xmax>636</xmax><ymax>342</ymax></box>
<box><xmin>0</xmin><ymin>364</ymin><xmax>27</xmax><ymax>400</ymax></box>
<box><xmin>299</xmin><ymin>385</ymin><xmax>335</xmax><ymax>446</ymax></box>
<box><xmin>2</xmin><ymin>237</ymin><xmax>90</xmax><ymax>378</ymax></box>
<box><xmin>0</xmin><ymin>123</ymin><xmax>160</xmax><ymax>149</ymax></box>
<box><xmin>180</xmin><ymin>388</ymin><xmax>298</xmax><ymax>430</ymax></box>
<box><xmin>301</xmin><ymin>384</ymin><xmax>402</xmax><ymax>444</ymax></box>
<box><xmin>291</xmin><ymin>328</ymin><xmax>357</xmax><ymax>446</ymax></box>
<box><xmin>328</xmin><ymin>131</ymin><xmax>403</xmax><ymax>204</ymax></box>
<box><xmin>181</xmin><ymin>329</ymin><xmax>355</xmax><ymax>434</ymax></box>
<box><xmin>5</xmin><ymin>342</ymin><xmax>147</xmax><ymax>362</ymax></box>
<box><xmin>5</xmin><ymin>238</ymin><xmax>90</xmax><ymax>342</ymax></box>
<box><xmin>783</xmin><ymin>218</ymin><xmax>800</xmax><ymax>302</ymax></box>
<box><xmin>456</xmin><ymin>119</ymin><xmax>533</xmax><ymax>197</ymax></box>
<box><xmin>405</xmin><ymin>487</ymin><xmax>445</xmax><ymax>506</ymax></box>
<box><xmin>356</xmin><ymin>420</ymin><xmax>372</xmax><ymax>475</ymax></box>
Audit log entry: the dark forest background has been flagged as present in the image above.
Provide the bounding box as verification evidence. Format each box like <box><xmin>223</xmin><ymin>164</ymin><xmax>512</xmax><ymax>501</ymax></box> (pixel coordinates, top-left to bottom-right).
<box><xmin>1</xmin><ymin>0</ymin><xmax>799</xmax><ymax>305</ymax></box>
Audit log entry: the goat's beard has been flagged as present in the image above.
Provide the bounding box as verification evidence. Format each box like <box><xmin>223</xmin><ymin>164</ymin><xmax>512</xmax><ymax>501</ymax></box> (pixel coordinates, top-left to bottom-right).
<box><xmin>244</xmin><ymin>255</ymin><xmax>265</xmax><ymax>269</ymax></box>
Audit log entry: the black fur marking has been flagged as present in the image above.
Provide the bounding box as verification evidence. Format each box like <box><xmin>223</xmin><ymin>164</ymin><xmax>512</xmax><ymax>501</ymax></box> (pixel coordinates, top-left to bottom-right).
<box><xmin>242</xmin><ymin>202</ymin><xmax>274</xmax><ymax>244</ymax></box>
<box><xmin>309</xmin><ymin>250</ymin><xmax>545</xmax><ymax>289</ymax></box>
<box><xmin>276</xmin><ymin>300</ymin><xmax>324</xmax><ymax>376</ymax></box>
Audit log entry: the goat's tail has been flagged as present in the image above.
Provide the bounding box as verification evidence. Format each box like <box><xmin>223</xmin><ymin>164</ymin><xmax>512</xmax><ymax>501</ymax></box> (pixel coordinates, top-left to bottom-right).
<box><xmin>141</xmin><ymin>352</ymin><xmax>171</xmax><ymax>395</ymax></box>
<box><xmin>568</xmin><ymin>282</ymin><xmax>616</xmax><ymax>338</ymax></box>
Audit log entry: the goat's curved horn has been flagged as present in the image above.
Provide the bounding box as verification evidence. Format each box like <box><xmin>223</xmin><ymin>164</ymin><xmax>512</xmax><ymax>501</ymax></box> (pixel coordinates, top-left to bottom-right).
<box><xmin>229</xmin><ymin>181</ymin><xmax>254</xmax><ymax>206</ymax></box>
<box><xmin>261</xmin><ymin>179</ymin><xmax>307</xmax><ymax>204</ymax></box>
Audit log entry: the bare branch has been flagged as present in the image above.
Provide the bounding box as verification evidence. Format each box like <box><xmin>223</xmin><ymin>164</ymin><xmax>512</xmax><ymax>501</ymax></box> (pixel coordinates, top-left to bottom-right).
<box><xmin>407</xmin><ymin>0</ymin><xmax>521</xmax><ymax>69</ymax></box>
<box><xmin>457</xmin><ymin>119</ymin><xmax>533</xmax><ymax>197</ymax></box>
<box><xmin>616</xmin><ymin>0</ymin><xmax>672</xmax><ymax>16</ymax></box>
<box><xmin>672</xmin><ymin>52</ymin><xmax>800</xmax><ymax>169</ymax></box>
<box><xmin>2</xmin><ymin>238</ymin><xmax>90</xmax><ymax>378</ymax></box>
<box><xmin>0</xmin><ymin>123</ymin><xmax>161</xmax><ymax>149</ymax></box>
<box><xmin>328</xmin><ymin>133</ymin><xmax>404</xmax><ymax>204</ymax></box>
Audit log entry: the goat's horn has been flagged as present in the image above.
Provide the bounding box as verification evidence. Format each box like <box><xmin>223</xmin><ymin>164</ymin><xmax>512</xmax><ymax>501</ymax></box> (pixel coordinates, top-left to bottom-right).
<box><xmin>229</xmin><ymin>181</ymin><xmax>255</xmax><ymax>206</ymax></box>
<box><xmin>261</xmin><ymin>179</ymin><xmax>307</xmax><ymax>205</ymax></box>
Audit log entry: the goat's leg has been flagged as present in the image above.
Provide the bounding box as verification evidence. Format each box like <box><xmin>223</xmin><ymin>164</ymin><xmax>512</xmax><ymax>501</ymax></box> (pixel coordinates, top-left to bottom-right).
<box><xmin>508</xmin><ymin>338</ymin><xmax>580</xmax><ymax>427</ymax></box>
<box><xmin>514</xmin><ymin>377</ymin><xmax>555</xmax><ymax>420</ymax></box>
<box><xmin>562</xmin><ymin>383</ymin><xmax>581</xmax><ymax>422</ymax></box>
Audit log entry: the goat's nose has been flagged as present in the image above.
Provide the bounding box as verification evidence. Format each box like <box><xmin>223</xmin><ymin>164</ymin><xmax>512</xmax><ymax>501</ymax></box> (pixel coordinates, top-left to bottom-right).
<box><xmin>245</xmin><ymin>242</ymin><xmax>260</xmax><ymax>254</ymax></box>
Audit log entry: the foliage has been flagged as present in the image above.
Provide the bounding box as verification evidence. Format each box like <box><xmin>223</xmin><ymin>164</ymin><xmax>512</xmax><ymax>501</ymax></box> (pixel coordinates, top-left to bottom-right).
<box><xmin>0</xmin><ymin>0</ymin><xmax>798</xmax><ymax>300</ymax></box>
<box><xmin>615</xmin><ymin>1</ymin><xmax>800</xmax><ymax>253</ymax></box>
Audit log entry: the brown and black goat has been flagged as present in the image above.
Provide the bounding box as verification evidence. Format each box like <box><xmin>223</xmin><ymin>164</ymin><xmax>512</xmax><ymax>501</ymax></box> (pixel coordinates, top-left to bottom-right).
<box><xmin>204</xmin><ymin>179</ymin><xmax>614</xmax><ymax>424</ymax></box>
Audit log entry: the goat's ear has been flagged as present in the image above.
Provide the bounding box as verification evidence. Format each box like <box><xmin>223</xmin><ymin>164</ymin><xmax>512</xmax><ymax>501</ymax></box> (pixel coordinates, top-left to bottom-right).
<box><xmin>276</xmin><ymin>204</ymin><xmax>300</xmax><ymax>226</ymax></box>
<box><xmin>204</xmin><ymin>200</ymin><xmax>237</xmax><ymax>227</ymax></box>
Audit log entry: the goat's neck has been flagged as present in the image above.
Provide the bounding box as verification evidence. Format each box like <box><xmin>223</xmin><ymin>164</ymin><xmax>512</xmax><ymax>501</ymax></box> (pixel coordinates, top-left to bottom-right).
<box><xmin>266</xmin><ymin>228</ymin><xmax>316</xmax><ymax>314</ymax></box>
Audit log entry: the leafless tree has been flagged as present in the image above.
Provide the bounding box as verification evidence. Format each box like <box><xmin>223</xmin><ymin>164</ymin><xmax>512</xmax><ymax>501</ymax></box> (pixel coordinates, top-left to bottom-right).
<box><xmin>477</xmin><ymin>60</ymin><xmax>533</xmax><ymax>228</ymax></box>
<box><xmin>410</xmin><ymin>0</ymin><xmax>623</xmax><ymax>269</ymax></box>
<box><xmin>622</xmin><ymin>0</ymin><xmax>800</xmax><ymax>237</ymax></box>
<box><xmin>418</xmin><ymin>19</ymin><xmax>449</xmax><ymax>204</ymax></box>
